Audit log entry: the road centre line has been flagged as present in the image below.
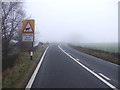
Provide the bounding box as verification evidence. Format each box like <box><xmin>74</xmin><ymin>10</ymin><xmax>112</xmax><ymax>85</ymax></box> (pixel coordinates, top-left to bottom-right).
<box><xmin>99</xmin><ymin>73</ymin><xmax>111</xmax><ymax>81</ymax></box>
<box><xmin>26</xmin><ymin>46</ymin><xmax>49</xmax><ymax>89</ymax></box>
<box><xmin>58</xmin><ymin>45</ymin><xmax>118</xmax><ymax>90</ymax></box>
<box><xmin>76</xmin><ymin>58</ymin><xmax>80</xmax><ymax>61</ymax></box>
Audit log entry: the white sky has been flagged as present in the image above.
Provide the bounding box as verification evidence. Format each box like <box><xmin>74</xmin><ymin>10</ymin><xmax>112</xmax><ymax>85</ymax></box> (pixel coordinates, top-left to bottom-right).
<box><xmin>24</xmin><ymin>0</ymin><xmax>119</xmax><ymax>44</ymax></box>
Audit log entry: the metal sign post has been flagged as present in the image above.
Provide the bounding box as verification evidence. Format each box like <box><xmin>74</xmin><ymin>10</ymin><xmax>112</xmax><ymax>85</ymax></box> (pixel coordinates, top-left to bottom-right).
<box><xmin>22</xmin><ymin>20</ymin><xmax>35</xmax><ymax>60</ymax></box>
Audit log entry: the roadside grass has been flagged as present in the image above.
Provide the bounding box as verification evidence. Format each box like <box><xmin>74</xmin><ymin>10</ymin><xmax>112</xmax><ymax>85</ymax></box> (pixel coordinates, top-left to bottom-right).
<box><xmin>70</xmin><ymin>45</ymin><xmax>119</xmax><ymax>65</ymax></box>
<box><xmin>2</xmin><ymin>44</ymin><xmax>48</xmax><ymax>88</ymax></box>
<box><xmin>0</xmin><ymin>44</ymin><xmax>2</xmax><ymax>89</ymax></box>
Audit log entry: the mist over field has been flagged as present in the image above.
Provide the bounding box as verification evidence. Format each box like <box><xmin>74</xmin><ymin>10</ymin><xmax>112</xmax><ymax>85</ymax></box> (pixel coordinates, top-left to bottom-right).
<box><xmin>25</xmin><ymin>0</ymin><xmax>118</xmax><ymax>45</ymax></box>
<box><xmin>71</xmin><ymin>42</ymin><xmax>118</xmax><ymax>53</ymax></box>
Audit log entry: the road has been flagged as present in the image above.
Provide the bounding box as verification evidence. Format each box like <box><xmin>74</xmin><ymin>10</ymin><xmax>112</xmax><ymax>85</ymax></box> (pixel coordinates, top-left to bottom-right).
<box><xmin>28</xmin><ymin>44</ymin><xmax>119</xmax><ymax>89</ymax></box>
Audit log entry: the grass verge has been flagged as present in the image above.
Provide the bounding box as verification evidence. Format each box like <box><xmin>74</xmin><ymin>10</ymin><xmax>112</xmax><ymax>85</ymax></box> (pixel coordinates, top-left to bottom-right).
<box><xmin>2</xmin><ymin>44</ymin><xmax>48</xmax><ymax>88</ymax></box>
<box><xmin>70</xmin><ymin>45</ymin><xmax>119</xmax><ymax>65</ymax></box>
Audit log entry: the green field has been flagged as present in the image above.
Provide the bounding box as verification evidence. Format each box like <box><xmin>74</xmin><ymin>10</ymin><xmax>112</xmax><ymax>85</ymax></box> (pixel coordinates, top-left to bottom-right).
<box><xmin>74</xmin><ymin>43</ymin><xmax>119</xmax><ymax>53</ymax></box>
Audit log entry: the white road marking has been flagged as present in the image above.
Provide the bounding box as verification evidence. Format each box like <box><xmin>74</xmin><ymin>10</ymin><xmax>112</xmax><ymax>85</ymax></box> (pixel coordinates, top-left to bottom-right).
<box><xmin>26</xmin><ymin>46</ymin><xmax>49</xmax><ymax>89</ymax></box>
<box><xmin>99</xmin><ymin>73</ymin><xmax>111</xmax><ymax>81</ymax></box>
<box><xmin>76</xmin><ymin>58</ymin><xmax>79</xmax><ymax>61</ymax></box>
<box><xmin>58</xmin><ymin>45</ymin><xmax>118</xmax><ymax>90</ymax></box>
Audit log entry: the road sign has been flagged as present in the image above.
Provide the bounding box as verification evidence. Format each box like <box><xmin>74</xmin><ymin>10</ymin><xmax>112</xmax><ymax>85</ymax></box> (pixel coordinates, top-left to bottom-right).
<box><xmin>22</xmin><ymin>20</ymin><xmax>35</xmax><ymax>33</ymax></box>
<box><xmin>22</xmin><ymin>33</ymin><xmax>34</xmax><ymax>42</ymax></box>
<box><xmin>22</xmin><ymin>20</ymin><xmax>35</xmax><ymax>43</ymax></box>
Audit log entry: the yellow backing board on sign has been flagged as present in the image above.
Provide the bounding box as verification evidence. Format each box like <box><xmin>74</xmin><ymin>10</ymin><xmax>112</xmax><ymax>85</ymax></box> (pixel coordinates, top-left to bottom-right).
<box><xmin>22</xmin><ymin>20</ymin><xmax>35</xmax><ymax>33</ymax></box>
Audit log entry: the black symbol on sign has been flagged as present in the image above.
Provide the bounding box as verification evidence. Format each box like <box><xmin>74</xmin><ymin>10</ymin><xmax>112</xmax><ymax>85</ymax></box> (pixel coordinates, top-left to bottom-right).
<box><xmin>26</xmin><ymin>28</ymin><xmax>30</xmax><ymax>31</ymax></box>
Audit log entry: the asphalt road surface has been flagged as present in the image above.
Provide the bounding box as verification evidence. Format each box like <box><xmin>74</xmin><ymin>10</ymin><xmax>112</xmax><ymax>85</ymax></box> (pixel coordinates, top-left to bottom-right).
<box><xmin>30</xmin><ymin>44</ymin><xmax>119</xmax><ymax>89</ymax></box>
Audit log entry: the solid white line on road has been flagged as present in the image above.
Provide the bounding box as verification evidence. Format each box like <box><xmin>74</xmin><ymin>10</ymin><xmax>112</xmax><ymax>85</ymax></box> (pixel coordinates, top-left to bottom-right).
<box><xmin>99</xmin><ymin>73</ymin><xmax>111</xmax><ymax>81</ymax></box>
<box><xmin>58</xmin><ymin>45</ymin><xmax>118</xmax><ymax>90</ymax></box>
<box><xmin>26</xmin><ymin>46</ymin><xmax>49</xmax><ymax>89</ymax></box>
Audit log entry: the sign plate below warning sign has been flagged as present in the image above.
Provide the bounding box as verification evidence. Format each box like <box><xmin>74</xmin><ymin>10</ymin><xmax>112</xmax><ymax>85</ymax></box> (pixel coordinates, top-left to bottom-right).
<box><xmin>22</xmin><ymin>33</ymin><xmax>34</xmax><ymax>42</ymax></box>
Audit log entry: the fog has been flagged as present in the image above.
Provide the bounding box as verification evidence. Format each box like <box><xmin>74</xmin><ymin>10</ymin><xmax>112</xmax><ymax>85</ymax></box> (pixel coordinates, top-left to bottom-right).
<box><xmin>24</xmin><ymin>0</ymin><xmax>119</xmax><ymax>44</ymax></box>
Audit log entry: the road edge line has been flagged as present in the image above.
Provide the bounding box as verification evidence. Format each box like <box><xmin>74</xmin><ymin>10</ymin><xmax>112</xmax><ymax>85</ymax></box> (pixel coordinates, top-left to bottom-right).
<box><xmin>25</xmin><ymin>46</ymin><xmax>49</xmax><ymax>89</ymax></box>
<box><xmin>99</xmin><ymin>73</ymin><xmax>111</xmax><ymax>81</ymax></box>
<box><xmin>58</xmin><ymin>45</ymin><xmax>118</xmax><ymax>90</ymax></box>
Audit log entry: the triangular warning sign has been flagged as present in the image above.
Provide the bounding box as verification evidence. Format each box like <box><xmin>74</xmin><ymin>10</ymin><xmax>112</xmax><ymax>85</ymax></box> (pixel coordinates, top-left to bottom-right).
<box><xmin>23</xmin><ymin>22</ymin><xmax>33</xmax><ymax>33</ymax></box>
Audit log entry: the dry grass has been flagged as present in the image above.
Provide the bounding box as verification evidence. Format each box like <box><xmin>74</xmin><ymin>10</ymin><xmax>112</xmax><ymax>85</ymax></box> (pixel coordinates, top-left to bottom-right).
<box><xmin>2</xmin><ymin>44</ymin><xmax>48</xmax><ymax>88</ymax></box>
<box><xmin>70</xmin><ymin>45</ymin><xmax>119</xmax><ymax>65</ymax></box>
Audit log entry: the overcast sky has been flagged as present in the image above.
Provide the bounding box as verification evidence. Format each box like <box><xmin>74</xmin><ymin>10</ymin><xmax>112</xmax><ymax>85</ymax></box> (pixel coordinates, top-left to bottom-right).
<box><xmin>24</xmin><ymin>0</ymin><xmax>119</xmax><ymax>44</ymax></box>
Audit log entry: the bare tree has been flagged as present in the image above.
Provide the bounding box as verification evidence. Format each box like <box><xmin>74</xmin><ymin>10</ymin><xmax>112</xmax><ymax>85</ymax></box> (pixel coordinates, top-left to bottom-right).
<box><xmin>2</xmin><ymin>2</ymin><xmax>26</xmax><ymax>59</ymax></box>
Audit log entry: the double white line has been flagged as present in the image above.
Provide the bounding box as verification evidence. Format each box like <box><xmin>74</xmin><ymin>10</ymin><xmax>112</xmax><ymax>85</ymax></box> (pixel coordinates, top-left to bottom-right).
<box><xmin>58</xmin><ymin>45</ymin><xmax>118</xmax><ymax>90</ymax></box>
